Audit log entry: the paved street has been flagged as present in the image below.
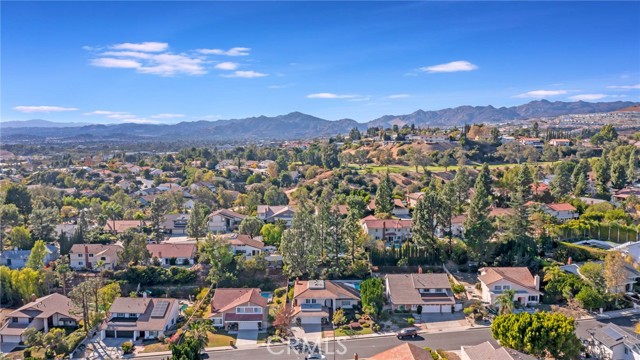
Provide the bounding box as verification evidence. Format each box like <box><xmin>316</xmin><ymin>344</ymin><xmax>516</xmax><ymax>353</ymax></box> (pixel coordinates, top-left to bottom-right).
<box><xmin>135</xmin><ymin>328</ymin><xmax>495</xmax><ymax>360</ymax></box>
<box><xmin>575</xmin><ymin>314</ymin><xmax>640</xmax><ymax>339</ymax></box>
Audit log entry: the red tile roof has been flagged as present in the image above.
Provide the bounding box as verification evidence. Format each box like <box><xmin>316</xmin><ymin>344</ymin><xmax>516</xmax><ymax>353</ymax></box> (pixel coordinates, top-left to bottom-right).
<box><xmin>369</xmin><ymin>343</ymin><xmax>433</xmax><ymax>360</ymax></box>
<box><xmin>210</xmin><ymin>288</ymin><xmax>267</xmax><ymax>315</ymax></box>
<box><xmin>546</xmin><ymin>203</ymin><xmax>577</xmax><ymax>212</ymax></box>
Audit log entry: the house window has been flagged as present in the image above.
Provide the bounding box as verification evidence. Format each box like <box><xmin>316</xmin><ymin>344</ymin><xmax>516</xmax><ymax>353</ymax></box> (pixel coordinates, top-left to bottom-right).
<box><xmin>101</xmin><ymin>257</ymin><xmax>106</xmax><ymax>261</ymax></box>
<box><xmin>117</xmin><ymin>313</ymin><xmax>126</xmax><ymax>318</ymax></box>
<box><xmin>341</xmin><ymin>301</ymin><xmax>351</xmax><ymax>306</ymax></box>
<box><xmin>494</xmin><ymin>285</ymin><xmax>501</xmax><ymax>291</ymax></box>
<box><xmin>78</xmin><ymin>261</ymin><xmax>84</xmax><ymax>266</ymax></box>
<box><xmin>12</xmin><ymin>317</ymin><xmax>18</xmax><ymax>323</ymax></box>
<box><xmin>129</xmin><ymin>313</ymin><xmax>138</xmax><ymax>318</ymax></box>
<box><xmin>89</xmin><ymin>254</ymin><xmax>94</xmax><ymax>257</ymax></box>
<box><xmin>305</xmin><ymin>299</ymin><xmax>317</xmax><ymax>304</ymax></box>
<box><xmin>78</xmin><ymin>254</ymin><xmax>82</xmax><ymax>257</ymax></box>
<box><xmin>502</xmin><ymin>285</ymin><xmax>511</xmax><ymax>290</ymax></box>
<box><xmin>528</xmin><ymin>296</ymin><xmax>538</xmax><ymax>302</ymax></box>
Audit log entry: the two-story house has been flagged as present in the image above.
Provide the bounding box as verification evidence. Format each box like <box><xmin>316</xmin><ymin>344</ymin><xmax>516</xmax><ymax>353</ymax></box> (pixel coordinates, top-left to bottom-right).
<box><xmin>146</xmin><ymin>243</ymin><xmax>196</xmax><ymax>266</ymax></box>
<box><xmin>162</xmin><ymin>214</ymin><xmax>189</xmax><ymax>235</ymax></box>
<box><xmin>257</xmin><ymin>205</ymin><xmax>296</xmax><ymax>226</ymax></box>
<box><xmin>385</xmin><ymin>272</ymin><xmax>456</xmax><ymax>316</ymax></box>
<box><xmin>101</xmin><ymin>296</ymin><xmax>180</xmax><ymax>341</ymax></box>
<box><xmin>405</xmin><ymin>192</ymin><xmax>424</xmax><ymax>209</ymax></box>
<box><xmin>584</xmin><ymin>323</ymin><xmax>640</xmax><ymax>360</ymax></box>
<box><xmin>461</xmin><ymin>341</ymin><xmax>537</xmax><ymax>360</ymax></box>
<box><xmin>360</xmin><ymin>216</ymin><xmax>412</xmax><ymax>246</ymax></box>
<box><xmin>519</xmin><ymin>137</ymin><xmax>543</xmax><ymax>148</ymax></box>
<box><xmin>291</xmin><ymin>280</ymin><xmax>360</xmax><ymax>325</ymax></box>
<box><xmin>542</xmin><ymin>203</ymin><xmax>578</xmax><ymax>222</ymax></box>
<box><xmin>367</xmin><ymin>199</ymin><xmax>410</xmax><ymax>218</ymax></box>
<box><xmin>549</xmin><ymin>139</ymin><xmax>571</xmax><ymax>147</ymax></box>
<box><xmin>478</xmin><ymin>267</ymin><xmax>542</xmax><ymax>307</ymax></box>
<box><xmin>0</xmin><ymin>294</ymin><xmax>79</xmax><ymax>344</ymax></box>
<box><xmin>0</xmin><ymin>244</ymin><xmax>59</xmax><ymax>269</ymax></box>
<box><xmin>208</xmin><ymin>209</ymin><xmax>246</xmax><ymax>233</ymax></box>
<box><xmin>209</xmin><ymin>288</ymin><xmax>268</xmax><ymax>331</ymax></box>
<box><xmin>224</xmin><ymin>234</ymin><xmax>265</xmax><ymax>259</ymax></box>
<box><xmin>69</xmin><ymin>244</ymin><xmax>123</xmax><ymax>270</ymax></box>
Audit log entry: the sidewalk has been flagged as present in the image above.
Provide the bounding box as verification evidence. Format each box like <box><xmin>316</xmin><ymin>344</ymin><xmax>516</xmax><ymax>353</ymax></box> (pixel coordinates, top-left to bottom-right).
<box><xmin>591</xmin><ymin>307</ymin><xmax>640</xmax><ymax>320</ymax></box>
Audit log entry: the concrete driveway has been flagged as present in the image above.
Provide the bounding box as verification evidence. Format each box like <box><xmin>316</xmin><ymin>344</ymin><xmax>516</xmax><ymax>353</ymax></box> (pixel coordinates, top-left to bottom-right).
<box><xmin>291</xmin><ymin>324</ymin><xmax>323</xmax><ymax>342</ymax></box>
<box><xmin>235</xmin><ymin>330</ymin><xmax>259</xmax><ymax>347</ymax></box>
<box><xmin>86</xmin><ymin>337</ymin><xmax>124</xmax><ymax>360</ymax></box>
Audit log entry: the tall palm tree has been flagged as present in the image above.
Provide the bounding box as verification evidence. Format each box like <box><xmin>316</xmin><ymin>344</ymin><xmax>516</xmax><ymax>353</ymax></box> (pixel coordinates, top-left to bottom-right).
<box><xmin>188</xmin><ymin>320</ymin><xmax>215</xmax><ymax>351</ymax></box>
<box><xmin>496</xmin><ymin>289</ymin><xmax>516</xmax><ymax>315</ymax></box>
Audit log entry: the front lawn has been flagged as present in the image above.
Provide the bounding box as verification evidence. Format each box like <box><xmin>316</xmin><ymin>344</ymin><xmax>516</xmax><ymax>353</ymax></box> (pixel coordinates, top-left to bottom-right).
<box><xmin>207</xmin><ymin>331</ymin><xmax>237</xmax><ymax>347</ymax></box>
<box><xmin>140</xmin><ymin>342</ymin><xmax>169</xmax><ymax>353</ymax></box>
<box><xmin>334</xmin><ymin>327</ymin><xmax>374</xmax><ymax>337</ymax></box>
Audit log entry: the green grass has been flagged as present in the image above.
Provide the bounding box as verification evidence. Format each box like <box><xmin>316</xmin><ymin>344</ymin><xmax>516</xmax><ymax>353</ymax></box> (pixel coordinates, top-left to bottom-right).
<box><xmin>257</xmin><ymin>332</ymin><xmax>268</xmax><ymax>344</ymax></box>
<box><xmin>349</xmin><ymin>161</ymin><xmax>558</xmax><ymax>175</ymax></box>
<box><xmin>140</xmin><ymin>342</ymin><xmax>169</xmax><ymax>353</ymax></box>
<box><xmin>334</xmin><ymin>327</ymin><xmax>374</xmax><ymax>337</ymax></box>
<box><xmin>207</xmin><ymin>331</ymin><xmax>237</xmax><ymax>347</ymax></box>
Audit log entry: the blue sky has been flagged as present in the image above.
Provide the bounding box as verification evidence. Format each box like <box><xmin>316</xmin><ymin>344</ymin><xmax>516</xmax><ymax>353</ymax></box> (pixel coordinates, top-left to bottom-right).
<box><xmin>2</xmin><ymin>1</ymin><xmax>639</xmax><ymax>124</ymax></box>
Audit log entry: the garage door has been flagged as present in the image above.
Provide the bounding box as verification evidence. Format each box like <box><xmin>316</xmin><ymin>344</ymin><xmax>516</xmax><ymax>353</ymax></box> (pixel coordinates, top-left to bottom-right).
<box><xmin>300</xmin><ymin>317</ymin><xmax>322</xmax><ymax>325</ymax></box>
<box><xmin>116</xmin><ymin>331</ymin><xmax>134</xmax><ymax>338</ymax></box>
<box><xmin>1</xmin><ymin>335</ymin><xmax>22</xmax><ymax>343</ymax></box>
<box><xmin>440</xmin><ymin>305</ymin><xmax>452</xmax><ymax>313</ymax></box>
<box><xmin>238</xmin><ymin>322</ymin><xmax>259</xmax><ymax>330</ymax></box>
<box><xmin>105</xmin><ymin>330</ymin><xmax>116</xmax><ymax>338</ymax></box>
<box><xmin>422</xmin><ymin>305</ymin><xmax>440</xmax><ymax>313</ymax></box>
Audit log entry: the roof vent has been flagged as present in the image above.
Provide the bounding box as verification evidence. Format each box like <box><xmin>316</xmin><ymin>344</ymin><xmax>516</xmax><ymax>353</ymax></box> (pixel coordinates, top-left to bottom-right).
<box><xmin>308</xmin><ymin>280</ymin><xmax>325</xmax><ymax>290</ymax></box>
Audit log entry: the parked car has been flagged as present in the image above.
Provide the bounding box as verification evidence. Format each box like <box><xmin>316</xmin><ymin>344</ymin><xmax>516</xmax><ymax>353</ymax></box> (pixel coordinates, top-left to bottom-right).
<box><xmin>397</xmin><ymin>327</ymin><xmax>418</xmax><ymax>339</ymax></box>
<box><xmin>306</xmin><ymin>354</ymin><xmax>326</xmax><ymax>360</ymax></box>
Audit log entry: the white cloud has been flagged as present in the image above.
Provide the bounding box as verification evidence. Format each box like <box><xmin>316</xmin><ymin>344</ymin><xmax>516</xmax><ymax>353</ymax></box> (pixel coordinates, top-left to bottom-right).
<box><xmin>387</xmin><ymin>94</ymin><xmax>411</xmax><ymax>99</ymax></box>
<box><xmin>514</xmin><ymin>90</ymin><xmax>568</xmax><ymax>98</ymax></box>
<box><xmin>307</xmin><ymin>93</ymin><xmax>359</xmax><ymax>99</ymax></box>
<box><xmin>106</xmin><ymin>114</ymin><xmax>137</xmax><ymax>119</ymax></box>
<box><xmin>197</xmin><ymin>47</ymin><xmax>250</xmax><ymax>56</ymax></box>
<box><xmin>268</xmin><ymin>83</ymin><xmax>295</xmax><ymax>89</ymax></box>
<box><xmin>606</xmin><ymin>84</ymin><xmax>640</xmax><ymax>89</ymax></box>
<box><xmin>91</xmin><ymin>58</ymin><xmax>142</xmax><ymax>69</ymax></box>
<box><xmin>13</xmin><ymin>105</ymin><xmax>79</xmax><ymax>113</ymax></box>
<box><xmin>136</xmin><ymin>53</ymin><xmax>206</xmax><ymax>76</ymax></box>
<box><xmin>83</xmin><ymin>110</ymin><xmax>128</xmax><ymax>116</ymax></box>
<box><xmin>150</xmin><ymin>113</ymin><xmax>186</xmax><ymax>119</ymax></box>
<box><xmin>568</xmin><ymin>94</ymin><xmax>608</xmax><ymax>101</ymax></box>
<box><xmin>100</xmin><ymin>51</ymin><xmax>155</xmax><ymax>59</ymax></box>
<box><xmin>222</xmin><ymin>70</ymin><xmax>268</xmax><ymax>78</ymax></box>
<box><xmin>214</xmin><ymin>62</ymin><xmax>239</xmax><ymax>70</ymax></box>
<box><xmin>118</xmin><ymin>118</ymin><xmax>159</xmax><ymax>124</ymax></box>
<box><xmin>111</xmin><ymin>42</ymin><xmax>168</xmax><ymax>52</ymax></box>
<box><xmin>420</xmin><ymin>60</ymin><xmax>478</xmax><ymax>73</ymax></box>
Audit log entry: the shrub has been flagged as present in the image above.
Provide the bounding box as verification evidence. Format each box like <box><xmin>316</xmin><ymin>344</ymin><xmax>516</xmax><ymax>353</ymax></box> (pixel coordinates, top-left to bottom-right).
<box><xmin>341</xmin><ymin>325</ymin><xmax>350</xmax><ymax>330</ymax></box>
<box><xmin>407</xmin><ymin>318</ymin><xmax>415</xmax><ymax>326</ymax></box>
<box><xmin>451</xmin><ymin>284</ymin><xmax>465</xmax><ymax>295</ymax></box>
<box><xmin>274</xmin><ymin>288</ymin><xmax>286</xmax><ymax>297</ymax></box>
<box><xmin>362</xmin><ymin>322</ymin><xmax>371</xmax><ymax>328</ymax></box>
<box><xmin>287</xmin><ymin>287</ymin><xmax>294</xmax><ymax>300</ymax></box>
<box><xmin>372</xmin><ymin>323</ymin><xmax>380</xmax><ymax>332</ymax></box>
<box><xmin>65</xmin><ymin>330</ymin><xmax>87</xmax><ymax>352</ymax></box>
<box><xmin>463</xmin><ymin>307</ymin><xmax>474</xmax><ymax>316</ymax></box>
<box><xmin>349</xmin><ymin>322</ymin><xmax>362</xmax><ymax>330</ymax></box>
<box><xmin>121</xmin><ymin>341</ymin><xmax>134</xmax><ymax>354</ymax></box>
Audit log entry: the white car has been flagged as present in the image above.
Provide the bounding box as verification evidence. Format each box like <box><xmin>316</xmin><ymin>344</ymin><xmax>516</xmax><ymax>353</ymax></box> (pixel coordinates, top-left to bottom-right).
<box><xmin>306</xmin><ymin>355</ymin><xmax>326</xmax><ymax>360</ymax></box>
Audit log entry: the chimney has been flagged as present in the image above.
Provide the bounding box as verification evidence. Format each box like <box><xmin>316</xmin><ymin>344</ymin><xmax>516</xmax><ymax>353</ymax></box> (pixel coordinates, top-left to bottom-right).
<box><xmin>418</xmin><ymin>266</ymin><xmax>423</xmax><ymax>274</ymax></box>
<box><xmin>159</xmin><ymin>251</ymin><xmax>162</xmax><ymax>258</ymax></box>
<box><xmin>295</xmin><ymin>277</ymin><xmax>300</xmax><ymax>285</ymax></box>
<box><xmin>31</xmin><ymin>293</ymin><xmax>37</xmax><ymax>302</ymax></box>
<box><xmin>534</xmin><ymin>275</ymin><xmax>540</xmax><ymax>290</ymax></box>
<box><xmin>567</xmin><ymin>257</ymin><xmax>572</xmax><ymax>265</ymax></box>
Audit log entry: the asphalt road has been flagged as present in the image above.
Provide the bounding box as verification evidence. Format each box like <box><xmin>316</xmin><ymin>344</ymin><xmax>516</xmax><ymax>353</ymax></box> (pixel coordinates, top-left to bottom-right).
<box><xmin>138</xmin><ymin>328</ymin><xmax>495</xmax><ymax>360</ymax></box>
<box><xmin>575</xmin><ymin>314</ymin><xmax>640</xmax><ymax>339</ymax></box>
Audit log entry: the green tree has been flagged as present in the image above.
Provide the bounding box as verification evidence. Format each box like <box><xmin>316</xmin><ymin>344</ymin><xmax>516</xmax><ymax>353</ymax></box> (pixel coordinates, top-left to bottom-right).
<box><xmin>3</xmin><ymin>183</ymin><xmax>32</xmax><ymax>215</ymax></box>
<box><xmin>573</xmin><ymin>172</ymin><xmax>588</xmax><ymax>197</ymax></box>
<box><xmin>264</xmin><ymin>186</ymin><xmax>289</xmax><ymax>206</ymax></box>
<box><xmin>56</xmin><ymin>256</ymin><xmax>73</xmax><ymax>296</ymax></box>
<box><xmin>629</xmin><ymin>148</ymin><xmax>638</xmax><ymax>183</ymax></box>
<box><xmin>170</xmin><ymin>335</ymin><xmax>202</xmax><ymax>360</ymax></box>
<box><xmin>149</xmin><ymin>198</ymin><xmax>169</xmax><ymax>243</ymax></box>
<box><xmin>575</xmin><ymin>286</ymin><xmax>605</xmax><ymax>311</ymax></box>
<box><xmin>332</xmin><ymin>308</ymin><xmax>347</xmax><ymax>326</ymax></box>
<box><xmin>604</xmin><ymin>251</ymin><xmax>628</xmax><ymax>302</ymax></box>
<box><xmin>491</xmin><ymin>312</ymin><xmax>581</xmax><ymax>360</ymax></box>
<box><xmin>405</xmin><ymin>146</ymin><xmax>429</xmax><ymax>173</ymax></box>
<box><xmin>591</xmin><ymin>124</ymin><xmax>618</xmax><ymax>145</ymax></box>
<box><xmin>188</xmin><ymin>320</ymin><xmax>215</xmax><ymax>352</ymax></box>
<box><xmin>375</xmin><ymin>172</ymin><xmax>394</xmax><ymax>216</ymax></box>
<box><xmin>437</xmin><ymin>181</ymin><xmax>456</xmax><ymax>253</ymax></box>
<box><xmin>579</xmin><ymin>262</ymin><xmax>605</xmax><ymax>292</ymax></box>
<box><xmin>412</xmin><ymin>180</ymin><xmax>439</xmax><ymax>260</ymax></box>
<box><xmin>360</xmin><ymin>278</ymin><xmax>384</xmax><ymax>317</ymax></box>
<box><xmin>200</xmin><ymin>234</ymin><xmax>236</xmax><ymax>286</ymax></box>
<box><xmin>26</xmin><ymin>240</ymin><xmax>48</xmax><ymax>269</ymax></box>
<box><xmin>29</xmin><ymin>205</ymin><xmax>58</xmax><ymax>243</ymax></box>
<box><xmin>238</xmin><ymin>217</ymin><xmax>265</xmax><ymax>239</ymax></box>
<box><xmin>8</xmin><ymin>225</ymin><xmax>33</xmax><ymax>249</ymax></box>
<box><xmin>260</xmin><ymin>223</ymin><xmax>283</xmax><ymax>247</ymax></box>
<box><xmin>187</xmin><ymin>203</ymin><xmax>208</xmax><ymax>241</ymax></box>
<box><xmin>594</xmin><ymin>151</ymin><xmax>611</xmax><ymax>198</ymax></box>
<box><xmin>279</xmin><ymin>202</ymin><xmax>320</xmax><ymax>278</ymax></box>
<box><xmin>464</xmin><ymin>164</ymin><xmax>494</xmax><ymax>263</ymax></box>
<box><xmin>118</xmin><ymin>230</ymin><xmax>150</xmax><ymax>265</ymax></box>
<box><xmin>343</xmin><ymin>208</ymin><xmax>365</xmax><ymax>264</ymax></box>
<box><xmin>611</xmin><ymin>160</ymin><xmax>628</xmax><ymax>189</ymax></box>
<box><xmin>452</xmin><ymin>166</ymin><xmax>472</xmax><ymax>214</ymax></box>
<box><xmin>496</xmin><ymin>289</ymin><xmax>515</xmax><ymax>314</ymax></box>
<box><xmin>550</xmin><ymin>161</ymin><xmax>573</xmax><ymax>199</ymax></box>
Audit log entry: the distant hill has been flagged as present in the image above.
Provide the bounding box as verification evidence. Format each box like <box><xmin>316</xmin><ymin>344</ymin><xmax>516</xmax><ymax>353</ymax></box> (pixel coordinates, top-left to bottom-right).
<box><xmin>0</xmin><ymin>119</ymin><xmax>92</xmax><ymax>128</ymax></box>
<box><xmin>615</xmin><ymin>104</ymin><xmax>640</xmax><ymax>112</ymax></box>
<box><xmin>1</xmin><ymin>100</ymin><xmax>637</xmax><ymax>142</ymax></box>
<box><xmin>367</xmin><ymin>100</ymin><xmax>637</xmax><ymax>128</ymax></box>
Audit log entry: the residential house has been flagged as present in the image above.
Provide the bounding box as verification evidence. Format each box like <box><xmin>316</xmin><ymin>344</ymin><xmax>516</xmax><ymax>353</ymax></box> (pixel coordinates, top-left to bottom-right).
<box><xmin>291</xmin><ymin>280</ymin><xmax>360</xmax><ymax>325</ymax></box>
<box><xmin>549</xmin><ymin>139</ymin><xmax>571</xmax><ymax>146</ymax></box>
<box><xmin>69</xmin><ymin>244</ymin><xmax>123</xmax><ymax>270</ymax></box>
<box><xmin>614</xmin><ymin>241</ymin><xmax>640</xmax><ymax>264</ymax></box>
<box><xmin>583</xmin><ymin>323</ymin><xmax>640</xmax><ymax>360</ymax></box>
<box><xmin>208</xmin><ymin>209</ymin><xmax>246</xmax><ymax>233</ymax></box>
<box><xmin>224</xmin><ymin>233</ymin><xmax>265</xmax><ymax>259</ymax></box>
<box><xmin>0</xmin><ymin>245</ymin><xmax>59</xmax><ymax>269</ymax></box>
<box><xmin>478</xmin><ymin>267</ymin><xmax>542</xmax><ymax>307</ymax></box>
<box><xmin>0</xmin><ymin>294</ymin><xmax>80</xmax><ymax>344</ymax></box>
<box><xmin>101</xmin><ymin>296</ymin><xmax>180</xmax><ymax>340</ymax></box>
<box><xmin>360</xmin><ymin>216</ymin><xmax>412</xmax><ymax>246</ymax></box>
<box><xmin>209</xmin><ymin>288</ymin><xmax>268</xmax><ymax>331</ymax></box>
<box><xmin>369</xmin><ymin>343</ymin><xmax>434</xmax><ymax>360</ymax></box>
<box><xmin>257</xmin><ymin>205</ymin><xmax>296</xmax><ymax>226</ymax></box>
<box><xmin>385</xmin><ymin>272</ymin><xmax>456</xmax><ymax>315</ymax></box>
<box><xmin>561</xmin><ymin>262</ymin><xmax>640</xmax><ymax>292</ymax></box>
<box><xmin>542</xmin><ymin>203</ymin><xmax>579</xmax><ymax>222</ymax></box>
<box><xmin>104</xmin><ymin>220</ymin><xmax>143</xmax><ymax>234</ymax></box>
<box><xmin>500</xmin><ymin>136</ymin><xmax>516</xmax><ymax>144</ymax></box>
<box><xmin>519</xmin><ymin>137</ymin><xmax>543</xmax><ymax>148</ymax></box>
<box><xmin>147</xmin><ymin>243</ymin><xmax>196</xmax><ymax>266</ymax></box>
<box><xmin>367</xmin><ymin>199</ymin><xmax>410</xmax><ymax>218</ymax></box>
<box><xmin>405</xmin><ymin>192</ymin><xmax>424</xmax><ymax>209</ymax></box>
<box><xmin>162</xmin><ymin>213</ymin><xmax>189</xmax><ymax>235</ymax></box>
<box><xmin>460</xmin><ymin>341</ymin><xmax>537</xmax><ymax>360</ymax></box>
<box><xmin>613</xmin><ymin>187</ymin><xmax>640</xmax><ymax>205</ymax></box>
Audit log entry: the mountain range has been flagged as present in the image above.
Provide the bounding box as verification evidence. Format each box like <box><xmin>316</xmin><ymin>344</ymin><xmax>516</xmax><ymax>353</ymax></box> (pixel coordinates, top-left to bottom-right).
<box><xmin>1</xmin><ymin>100</ymin><xmax>637</xmax><ymax>142</ymax></box>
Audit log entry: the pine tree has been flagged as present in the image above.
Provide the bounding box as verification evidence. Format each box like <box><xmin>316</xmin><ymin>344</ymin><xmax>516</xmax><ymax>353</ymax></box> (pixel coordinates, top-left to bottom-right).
<box><xmin>573</xmin><ymin>172</ymin><xmax>588</xmax><ymax>196</ymax></box>
<box><xmin>412</xmin><ymin>180</ymin><xmax>439</xmax><ymax>260</ymax></box>
<box><xmin>280</xmin><ymin>201</ymin><xmax>320</xmax><ymax>278</ymax></box>
<box><xmin>463</xmin><ymin>164</ymin><xmax>494</xmax><ymax>264</ymax></box>
<box><xmin>594</xmin><ymin>151</ymin><xmax>611</xmax><ymax>198</ymax></box>
<box><xmin>611</xmin><ymin>160</ymin><xmax>628</xmax><ymax>189</ymax></box>
<box><xmin>550</xmin><ymin>161</ymin><xmax>573</xmax><ymax>199</ymax></box>
<box><xmin>571</xmin><ymin>159</ymin><xmax>590</xmax><ymax>189</ymax></box>
<box><xmin>375</xmin><ymin>172</ymin><xmax>394</xmax><ymax>216</ymax></box>
<box><xmin>629</xmin><ymin>148</ymin><xmax>637</xmax><ymax>183</ymax></box>
<box><xmin>452</xmin><ymin>166</ymin><xmax>472</xmax><ymax>214</ymax></box>
<box><xmin>186</xmin><ymin>203</ymin><xmax>208</xmax><ymax>241</ymax></box>
<box><xmin>437</xmin><ymin>181</ymin><xmax>456</xmax><ymax>253</ymax></box>
<box><xmin>503</xmin><ymin>165</ymin><xmax>537</xmax><ymax>266</ymax></box>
